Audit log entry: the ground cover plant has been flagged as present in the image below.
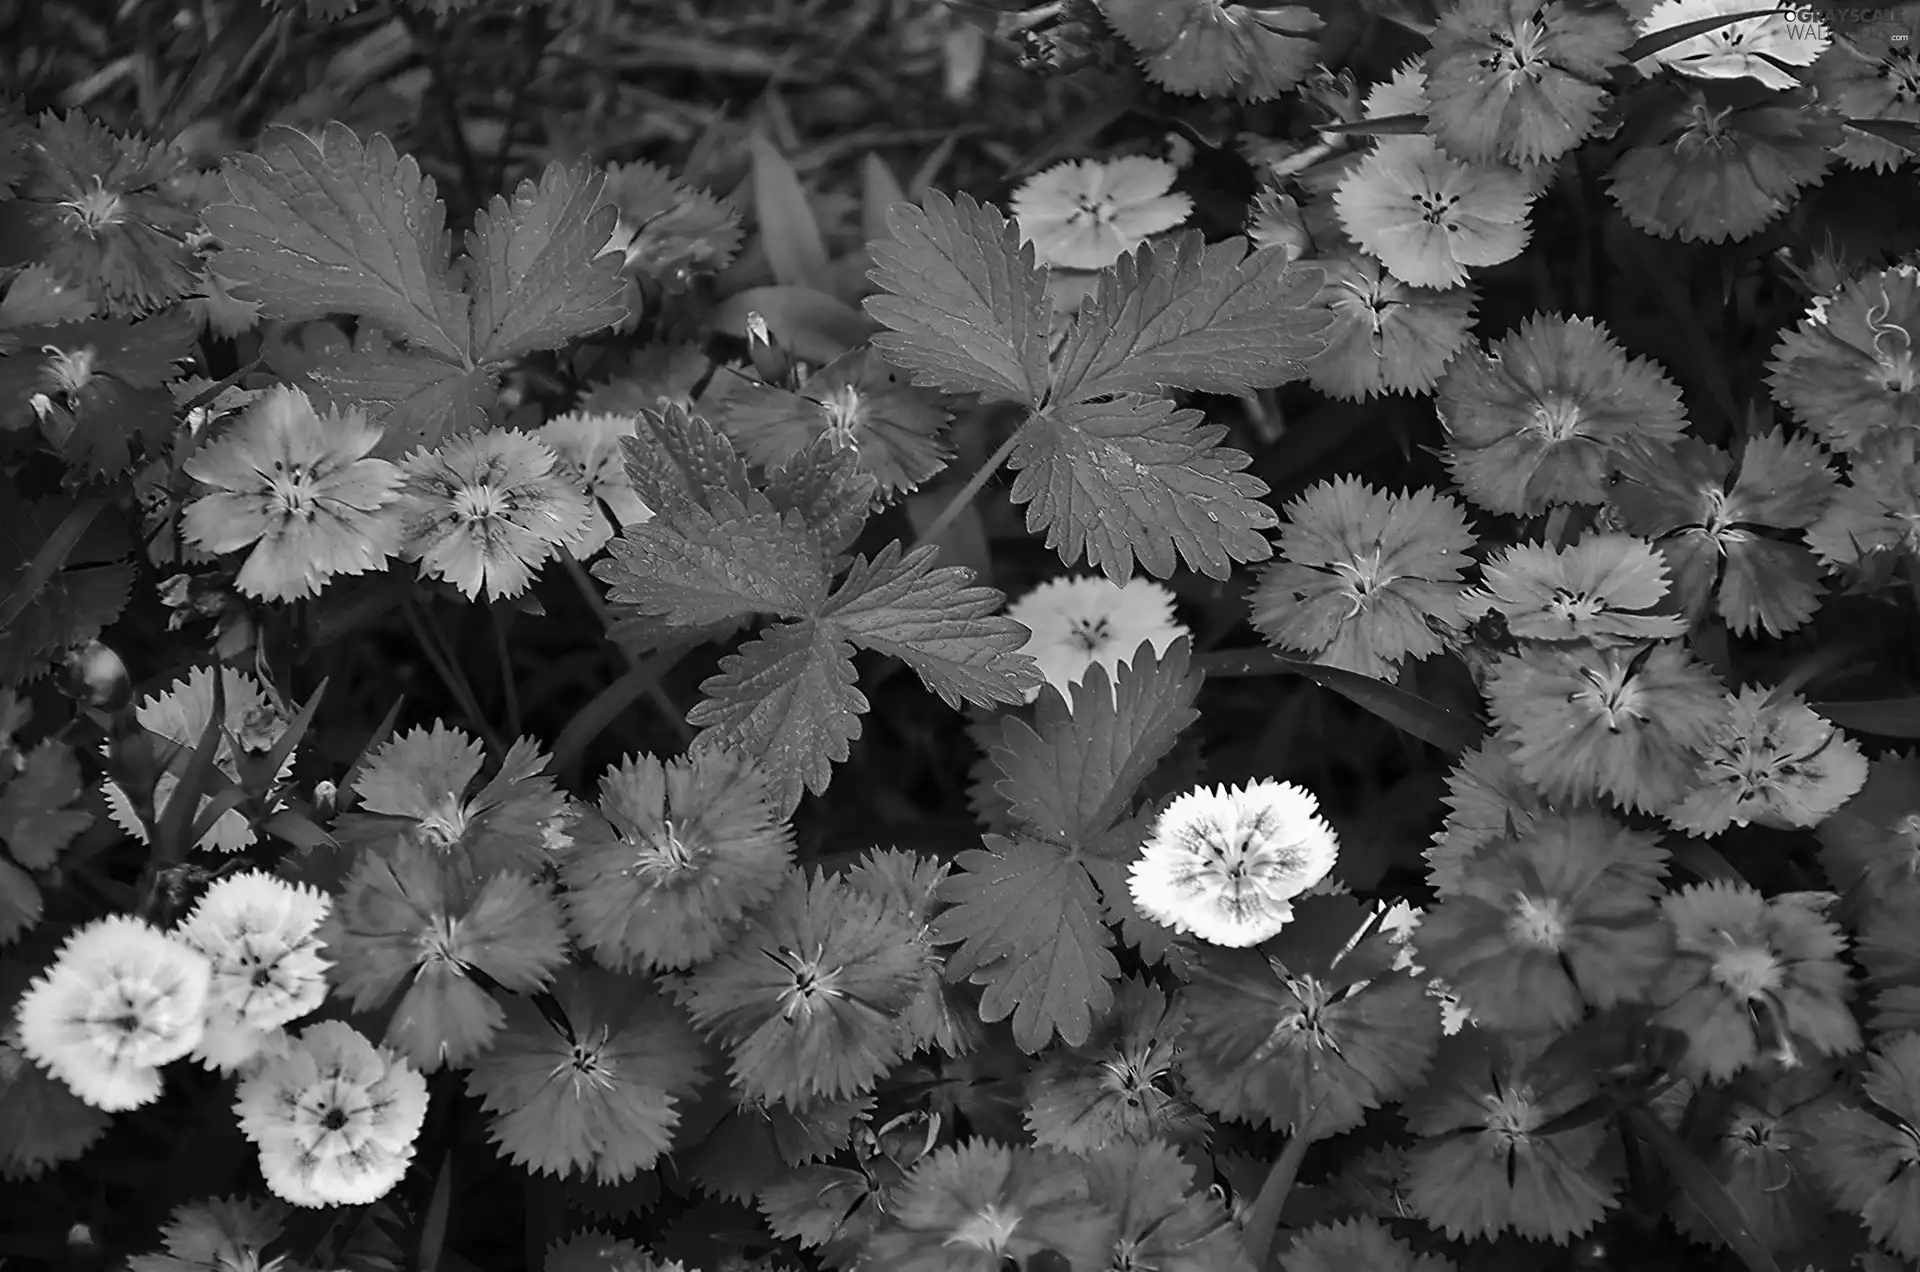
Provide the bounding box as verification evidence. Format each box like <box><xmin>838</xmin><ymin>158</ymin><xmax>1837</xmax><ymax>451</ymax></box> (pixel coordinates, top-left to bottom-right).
<box><xmin>5</xmin><ymin>0</ymin><xmax>1920</xmax><ymax>1269</ymax></box>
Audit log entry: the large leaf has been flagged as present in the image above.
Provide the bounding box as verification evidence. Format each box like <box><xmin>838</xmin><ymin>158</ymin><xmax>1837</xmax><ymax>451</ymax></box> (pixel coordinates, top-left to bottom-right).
<box><xmin>468</xmin><ymin>160</ymin><xmax>628</xmax><ymax>361</ymax></box>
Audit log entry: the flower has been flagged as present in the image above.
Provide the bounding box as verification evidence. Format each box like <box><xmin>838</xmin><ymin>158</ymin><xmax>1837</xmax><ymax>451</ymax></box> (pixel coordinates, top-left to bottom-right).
<box><xmin>1250</xmin><ymin>478</ymin><xmax>1476</xmax><ymax>681</ymax></box>
<box><xmin>464</xmin><ymin>966</ymin><xmax>707</xmax><ymax>1184</ymax></box>
<box><xmin>13</xmin><ymin>915</ymin><xmax>211</xmax><ymax>1110</ymax></box>
<box><xmin>845</xmin><ymin>848</ymin><xmax>978</xmax><ymax>1057</ymax></box>
<box><xmin>1099</xmin><ymin>0</ymin><xmax>1323</xmax><ymax>101</ymax></box>
<box><xmin>1816</xmin><ymin>753</ymin><xmax>1920</xmax><ymax>905</ymax></box>
<box><xmin>1128</xmin><ymin>780</ymin><xmax>1340</xmax><ymax>948</ymax></box>
<box><xmin>1304</xmin><ymin>254</ymin><xmax>1479</xmax><ymax>400</ymax></box>
<box><xmin>600</xmin><ymin>160</ymin><xmax>743</xmax><ymax>293</ymax></box>
<box><xmin>1082</xmin><ymin>1139</ymin><xmax>1253</xmax><ymax>1272</ymax></box>
<box><xmin>1279</xmin><ymin>1217</ymin><xmax>1457</xmax><ymax>1272</ymax></box>
<box><xmin>1804</xmin><ymin>1032</ymin><xmax>1920</xmax><ymax>1260</ymax></box>
<box><xmin>862</xmin><ymin>1142</ymin><xmax>1114</xmax><ymax>1272</ymax></box>
<box><xmin>234</xmin><ymin>1019</ymin><xmax>428</xmax><ymax>1207</ymax></box>
<box><xmin>1411</xmin><ymin>812</ymin><xmax>1671</xmax><ymax>1034</ymax></box>
<box><xmin>398</xmin><ymin>428</ymin><xmax>595</xmax><ymax>601</ymax></box>
<box><xmin>537</xmin><ymin>411</ymin><xmax>653</xmax><ymax>558</ymax></box>
<box><xmin>338</xmin><ymin>724</ymin><xmax>571</xmax><ymax>879</ymax></box>
<box><xmin>1488</xmin><ymin>641</ymin><xmax>1726</xmax><ymax>814</ymax></box>
<box><xmin>1401</xmin><ymin>1035</ymin><xmax>1619</xmax><ymax>1242</ymax></box>
<box><xmin>1332</xmin><ymin>137</ymin><xmax>1533</xmax><ymax>288</ymax></box>
<box><xmin>1655</xmin><ymin>882</ymin><xmax>1861</xmax><ymax>1081</ymax></box>
<box><xmin>1666</xmin><ymin>688</ymin><xmax>1869</xmax><ymax>836</ymax></box>
<box><xmin>675</xmin><ymin>869</ymin><xmax>931</xmax><ymax>1107</ymax></box>
<box><xmin>1608</xmin><ymin>84</ymin><xmax>1839</xmax><ymax>244</ymax></box>
<box><xmin>1437</xmin><ymin>314</ymin><xmax>1689</xmax><ymax>515</ymax></box>
<box><xmin>1669</xmin><ymin>1068</ymin><xmax>1836</xmax><ymax>1254</ymax></box>
<box><xmin>127</xmin><ymin>1196</ymin><xmax>287</xmax><ymax>1272</ymax></box>
<box><xmin>1806</xmin><ymin>432</ymin><xmax>1920</xmax><ymax>567</ymax></box>
<box><xmin>560</xmin><ymin>748</ymin><xmax>795</xmax><ymax>973</ymax></box>
<box><xmin>1423</xmin><ymin>0</ymin><xmax>1633</xmax><ymax>166</ymax></box>
<box><xmin>103</xmin><ymin>665</ymin><xmax>293</xmax><ymax>854</ymax></box>
<box><xmin>1005</xmin><ymin>575</ymin><xmax>1188</xmax><ymax>705</ymax></box>
<box><xmin>1426</xmin><ymin>738</ymin><xmax>1559</xmax><ymax>895</ymax></box>
<box><xmin>174</xmin><ymin>869</ymin><xmax>332</xmax><ymax>1071</ymax></box>
<box><xmin>1024</xmin><ymin>978</ymin><xmax>1204</xmax><ymax>1155</ymax></box>
<box><xmin>1634</xmin><ymin>0</ymin><xmax>1829</xmax><ymax>89</ymax></box>
<box><xmin>1767</xmin><ymin>265</ymin><xmax>1920</xmax><ymax>453</ymax></box>
<box><xmin>180</xmin><ymin>386</ymin><xmax>404</xmax><ymax>600</ymax></box>
<box><xmin>1611</xmin><ymin>431</ymin><xmax>1837</xmax><ymax>636</ymax></box>
<box><xmin>545</xmin><ymin>1233</ymin><xmax>691</xmax><ymax>1272</ymax></box>
<box><xmin>1809</xmin><ymin>16</ymin><xmax>1920</xmax><ymax>171</ymax></box>
<box><xmin>1859</xmin><ymin>895</ymin><xmax>1920</xmax><ymax>1035</ymax></box>
<box><xmin>1247</xmin><ymin>189</ymin><xmax>1311</xmax><ymax>260</ymax></box>
<box><xmin>1009</xmin><ymin>156</ymin><xmax>1193</xmax><ymax>271</ymax></box>
<box><xmin>1463</xmin><ymin>533</ymin><xmax>1686</xmax><ymax>645</ymax></box>
<box><xmin>323</xmin><ymin>842</ymin><xmax>571</xmax><ymax>1071</ymax></box>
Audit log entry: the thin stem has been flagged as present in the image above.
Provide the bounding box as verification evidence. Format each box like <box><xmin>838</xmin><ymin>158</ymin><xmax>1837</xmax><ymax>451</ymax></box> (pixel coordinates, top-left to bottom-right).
<box><xmin>403</xmin><ymin>593</ymin><xmax>505</xmax><ymax>754</ymax></box>
<box><xmin>491</xmin><ymin>603</ymin><xmax>522</xmax><ymax>740</ymax></box>
<box><xmin>562</xmin><ymin>555</ymin><xmax>693</xmax><ymax>746</ymax></box>
<box><xmin>910</xmin><ymin>426</ymin><xmax>1020</xmax><ymax>553</ymax></box>
<box><xmin>1241</xmin><ymin>1104</ymin><xmax>1323</xmax><ymax>1266</ymax></box>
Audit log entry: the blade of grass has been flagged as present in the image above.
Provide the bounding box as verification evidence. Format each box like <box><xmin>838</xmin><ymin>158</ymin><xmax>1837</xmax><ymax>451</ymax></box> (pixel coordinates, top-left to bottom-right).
<box><xmin>403</xmin><ymin>594</ymin><xmax>505</xmax><ymax>755</ymax></box>
<box><xmin>1623</xmin><ymin>9</ymin><xmax>1787</xmax><ymax>62</ymax></box>
<box><xmin>338</xmin><ymin>695</ymin><xmax>406</xmax><ymax>811</ymax></box>
<box><xmin>1622</xmin><ymin>1105</ymin><xmax>1783</xmax><ymax>1272</ymax></box>
<box><xmin>1193</xmin><ymin>647</ymin><xmax>1484</xmax><ymax>755</ymax></box>
<box><xmin>0</xmin><ymin>494</ymin><xmax>109</xmax><ymax>633</ymax></box>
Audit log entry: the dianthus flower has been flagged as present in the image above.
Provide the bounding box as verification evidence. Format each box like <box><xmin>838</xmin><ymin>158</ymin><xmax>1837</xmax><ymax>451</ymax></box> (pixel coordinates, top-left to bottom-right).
<box><xmin>1805</xmin><ymin>1032</ymin><xmax>1920</xmax><ymax>1261</ymax></box>
<box><xmin>1249</xmin><ymin>478</ymin><xmax>1476</xmax><ymax>681</ymax></box>
<box><xmin>103</xmin><ymin>665</ymin><xmax>292</xmax><ymax>854</ymax></box>
<box><xmin>1634</xmin><ymin>0</ymin><xmax>1829</xmax><ymax>89</ymax></box>
<box><xmin>1806</xmin><ymin>432</ymin><xmax>1920</xmax><ymax>568</ymax></box>
<box><xmin>14</xmin><ymin>915</ymin><xmax>211</xmax><ymax>1110</ymax></box>
<box><xmin>1304</xmin><ymin>254</ymin><xmax>1479</xmax><ymax>400</ymax></box>
<box><xmin>1246</xmin><ymin>189</ymin><xmax>1310</xmax><ymax>261</ymax></box>
<box><xmin>1024</xmin><ymin>978</ymin><xmax>1204</xmax><ymax>1155</ymax></box>
<box><xmin>846</xmin><ymin>847</ymin><xmax>976</xmax><ymax>1057</ymax></box>
<box><xmin>1666</xmin><ymin>688</ymin><xmax>1868</xmax><ymax>836</ymax></box>
<box><xmin>1009</xmin><ymin>157</ymin><xmax>1193</xmax><ymax>271</ymax></box>
<box><xmin>1808</xmin><ymin>15</ymin><xmax>1920</xmax><ymax>171</ymax></box>
<box><xmin>399</xmin><ymin>427</ymin><xmax>594</xmax><ymax>600</ymax></box>
<box><xmin>1464</xmin><ymin>532</ymin><xmax>1686</xmax><ymax>646</ymax></box>
<box><xmin>323</xmin><ymin>842</ymin><xmax>571</xmax><ymax>1071</ymax></box>
<box><xmin>1425</xmin><ymin>737</ymin><xmax>1560</xmax><ymax>895</ymax></box>
<box><xmin>1486</xmin><ymin>640</ymin><xmax>1726</xmax><ymax>814</ymax></box>
<box><xmin>1280</xmin><ymin>1217</ymin><xmax>1457</xmax><ymax>1272</ymax></box>
<box><xmin>234</xmin><ymin>1019</ymin><xmax>428</xmax><ymax>1207</ymax></box>
<box><xmin>180</xmin><ymin>386</ymin><xmax>403</xmax><ymax>601</ymax></box>
<box><xmin>127</xmin><ymin>1196</ymin><xmax>287</xmax><ymax>1272</ymax></box>
<box><xmin>675</xmin><ymin>870</ymin><xmax>931</xmax><ymax>1107</ymax></box>
<box><xmin>1401</xmin><ymin>1036</ymin><xmax>1619</xmax><ymax>1242</ymax></box>
<box><xmin>338</xmin><ymin>723</ymin><xmax>571</xmax><ymax>878</ymax></box>
<box><xmin>1437</xmin><ymin>314</ymin><xmax>1689</xmax><ymax>515</ymax></box>
<box><xmin>560</xmin><ymin>748</ymin><xmax>794</xmax><ymax>973</ymax></box>
<box><xmin>1655</xmin><ymin>882</ymin><xmax>1861</xmax><ymax>1081</ymax></box>
<box><xmin>465</xmin><ymin>966</ymin><xmax>707</xmax><ymax>1184</ymax></box>
<box><xmin>174</xmin><ymin>869</ymin><xmax>332</xmax><ymax>1071</ymax></box>
<box><xmin>1005</xmin><ymin>575</ymin><xmax>1188</xmax><ymax>705</ymax></box>
<box><xmin>1100</xmin><ymin>0</ymin><xmax>1322</xmax><ymax>101</ymax></box>
<box><xmin>1816</xmin><ymin>753</ymin><xmax>1920</xmax><ymax>905</ymax></box>
<box><xmin>862</xmin><ymin>1141</ymin><xmax>1114</xmax><ymax>1272</ymax></box>
<box><xmin>537</xmin><ymin>411</ymin><xmax>653</xmax><ymax>559</ymax></box>
<box><xmin>1332</xmin><ymin>137</ymin><xmax>1533</xmax><ymax>289</ymax></box>
<box><xmin>1768</xmin><ymin>265</ymin><xmax>1920</xmax><ymax>453</ymax></box>
<box><xmin>1423</xmin><ymin>0</ymin><xmax>1633</xmax><ymax>166</ymax></box>
<box><xmin>1669</xmin><ymin>1069</ymin><xmax>1835</xmax><ymax>1254</ymax></box>
<box><xmin>1413</xmin><ymin>813</ymin><xmax>1671</xmax><ymax>1034</ymax></box>
<box><xmin>1128</xmin><ymin>780</ymin><xmax>1341</xmax><ymax>949</ymax></box>
<box><xmin>1611</xmin><ymin>431</ymin><xmax>1837</xmax><ymax>636</ymax></box>
<box><xmin>1857</xmin><ymin>895</ymin><xmax>1920</xmax><ymax>1036</ymax></box>
<box><xmin>599</xmin><ymin>160</ymin><xmax>742</xmax><ymax>293</ymax></box>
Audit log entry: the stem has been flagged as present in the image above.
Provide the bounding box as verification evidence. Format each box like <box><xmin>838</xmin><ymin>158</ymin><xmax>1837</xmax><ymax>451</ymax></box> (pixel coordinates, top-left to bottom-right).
<box><xmin>491</xmin><ymin>603</ymin><xmax>521</xmax><ymax>740</ymax></box>
<box><xmin>403</xmin><ymin>593</ymin><xmax>505</xmax><ymax>754</ymax></box>
<box><xmin>909</xmin><ymin>426</ymin><xmax>1020</xmax><ymax>554</ymax></box>
<box><xmin>562</xmin><ymin>555</ymin><xmax>693</xmax><ymax>745</ymax></box>
<box><xmin>1241</xmin><ymin>1123</ymin><xmax>1317</xmax><ymax>1266</ymax></box>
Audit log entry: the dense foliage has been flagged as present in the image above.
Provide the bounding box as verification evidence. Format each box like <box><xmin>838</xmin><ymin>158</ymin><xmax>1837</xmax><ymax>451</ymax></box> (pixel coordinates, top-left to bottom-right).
<box><xmin>4</xmin><ymin>1</ymin><xmax>1920</xmax><ymax>1270</ymax></box>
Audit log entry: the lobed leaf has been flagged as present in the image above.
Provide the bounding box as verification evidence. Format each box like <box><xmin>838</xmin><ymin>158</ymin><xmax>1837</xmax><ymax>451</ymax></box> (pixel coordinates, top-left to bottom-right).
<box><xmin>467</xmin><ymin>160</ymin><xmax>628</xmax><ymax>362</ymax></box>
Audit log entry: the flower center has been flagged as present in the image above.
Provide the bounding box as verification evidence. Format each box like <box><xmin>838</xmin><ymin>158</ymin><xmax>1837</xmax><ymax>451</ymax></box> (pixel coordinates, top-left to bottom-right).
<box><xmin>771</xmin><ymin>946</ymin><xmax>844</xmax><ymax>1021</ymax></box>
<box><xmin>452</xmin><ymin>483</ymin><xmax>511</xmax><ymax>522</ymax></box>
<box><xmin>1332</xmin><ymin>548</ymin><xmax>1389</xmax><ymax>618</ymax></box>
<box><xmin>818</xmin><ymin>386</ymin><xmax>863</xmax><ymax>451</ymax></box>
<box><xmin>1414</xmin><ymin>189</ymin><xmax>1465</xmax><ymax>227</ymax></box>
<box><xmin>1066</xmin><ymin>614</ymin><xmax>1112</xmax><ymax>652</ymax></box>
<box><xmin>1524</xmin><ymin>395</ymin><xmax>1586</xmax><ymax>442</ymax></box>
<box><xmin>415</xmin><ymin>795</ymin><xmax>471</xmax><ymax>848</ymax></box>
<box><xmin>1482</xmin><ymin>1082</ymin><xmax>1539</xmax><ymax>1141</ymax></box>
<box><xmin>43</xmin><ymin>345</ymin><xmax>98</xmax><ymax>394</ymax></box>
<box><xmin>1068</xmin><ymin>194</ymin><xmax>1119</xmax><ymax>229</ymax></box>
<box><xmin>320</xmin><ymin>1105</ymin><xmax>350</xmax><ymax>1132</ymax></box>
<box><xmin>947</xmin><ymin>1203</ymin><xmax>1022</xmax><ymax>1253</ymax></box>
<box><xmin>58</xmin><ymin>179</ymin><xmax>127</xmax><ymax>233</ymax></box>
<box><xmin>1711</xmin><ymin>943</ymin><xmax>1783</xmax><ymax>1000</ymax></box>
<box><xmin>1507</xmin><ymin>893</ymin><xmax>1570</xmax><ymax>951</ymax></box>
<box><xmin>1883</xmin><ymin>52</ymin><xmax>1920</xmax><ymax>104</ymax></box>
<box><xmin>1545</xmin><ymin>588</ymin><xmax>1606</xmax><ymax>625</ymax></box>
<box><xmin>629</xmin><ymin>819</ymin><xmax>702</xmax><ymax>879</ymax></box>
<box><xmin>1571</xmin><ymin>658</ymin><xmax>1645</xmax><ymax>732</ymax></box>
<box><xmin>1483</xmin><ymin>14</ymin><xmax>1552</xmax><ymax>77</ymax></box>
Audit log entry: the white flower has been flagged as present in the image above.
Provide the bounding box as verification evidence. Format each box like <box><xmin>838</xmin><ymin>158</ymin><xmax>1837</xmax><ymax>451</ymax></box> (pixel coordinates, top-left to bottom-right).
<box><xmin>1005</xmin><ymin>575</ymin><xmax>1188</xmax><ymax>705</ymax></box>
<box><xmin>234</xmin><ymin>1020</ymin><xmax>429</xmax><ymax>1208</ymax></box>
<box><xmin>14</xmin><ymin>916</ymin><xmax>212</xmax><ymax>1110</ymax></box>
<box><xmin>103</xmin><ymin>666</ymin><xmax>294</xmax><ymax>854</ymax></box>
<box><xmin>175</xmin><ymin>870</ymin><xmax>334</xmax><ymax>1072</ymax></box>
<box><xmin>1634</xmin><ymin>0</ymin><xmax>1829</xmax><ymax>90</ymax></box>
<box><xmin>538</xmin><ymin>411</ymin><xmax>655</xmax><ymax>558</ymax></box>
<box><xmin>1128</xmin><ymin>780</ymin><xmax>1340</xmax><ymax>948</ymax></box>
<box><xmin>1010</xmin><ymin>156</ymin><xmax>1193</xmax><ymax>271</ymax></box>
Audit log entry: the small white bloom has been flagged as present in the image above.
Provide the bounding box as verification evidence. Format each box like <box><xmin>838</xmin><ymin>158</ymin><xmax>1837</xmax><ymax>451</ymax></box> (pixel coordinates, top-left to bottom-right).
<box><xmin>538</xmin><ymin>410</ymin><xmax>655</xmax><ymax>559</ymax></box>
<box><xmin>1634</xmin><ymin>0</ymin><xmax>1829</xmax><ymax>91</ymax></box>
<box><xmin>102</xmin><ymin>666</ymin><xmax>294</xmax><ymax>854</ymax></box>
<box><xmin>1005</xmin><ymin>575</ymin><xmax>1188</xmax><ymax>705</ymax></box>
<box><xmin>1010</xmin><ymin>156</ymin><xmax>1193</xmax><ymax>271</ymax></box>
<box><xmin>234</xmin><ymin>1020</ymin><xmax>429</xmax><ymax>1208</ymax></box>
<box><xmin>1128</xmin><ymin>780</ymin><xmax>1340</xmax><ymax>948</ymax></box>
<box><xmin>175</xmin><ymin>870</ymin><xmax>334</xmax><ymax>1072</ymax></box>
<box><xmin>14</xmin><ymin>916</ymin><xmax>212</xmax><ymax>1110</ymax></box>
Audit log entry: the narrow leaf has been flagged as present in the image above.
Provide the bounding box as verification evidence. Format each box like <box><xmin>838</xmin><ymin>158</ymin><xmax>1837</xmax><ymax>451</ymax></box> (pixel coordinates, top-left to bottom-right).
<box><xmin>1622</xmin><ymin>1106</ymin><xmax>1783</xmax><ymax>1272</ymax></box>
<box><xmin>861</xmin><ymin>154</ymin><xmax>908</xmax><ymax>249</ymax></box>
<box><xmin>1315</xmin><ymin>112</ymin><xmax>1430</xmax><ymax>136</ymax></box>
<box><xmin>1193</xmin><ymin>647</ymin><xmax>1483</xmax><ymax>755</ymax></box>
<box><xmin>750</xmin><ymin>133</ymin><xmax>838</xmax><ymax>294</ymax></box>
<box><xmin>154</xmin><ymin>670</ymin><xmax>227</xmax><ymax>859</ymax></box>
<box><xmin>1808</xmin><ymin>696</ymin><xmax>1920</xmax><ymax>738</ymax></box>
<box><xmin>1623</xmin><ymin>8</ymin><xmax>1787</xmax><ymax>63</ymax></box>
<box><xmin>0</xmin><ymin>494</ymin><xmax>107</xmax><ymax>633</ymax></box>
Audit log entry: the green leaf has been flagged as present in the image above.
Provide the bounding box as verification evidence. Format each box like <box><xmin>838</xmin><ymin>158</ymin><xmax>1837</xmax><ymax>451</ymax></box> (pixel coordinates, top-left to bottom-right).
<box><xmin>1622</xmin><ymin>1105</ymin><xmax>1783</xmax><ymax>1272</ymax></box>
<box><xmin>1316</xmin><ymin>112</ymin><xmax>1430</xmax><ymax>135</ymax></box>
<box><xmin>933</xmin><ymin>834</ymin><xmax>1120</xmax><ymax>1051</ymax></box>
<box><xmin>1192</xmin><ymin>646</ymin><xmax>1484</xmax><ymax>755</ymax></box>
<box><xmin>1049</xmin><ymin>236</ymin><xmax>1328</xmax><ymax>403</ymax></box>
<box><xmin>0</xmin><ymin>741</ymin><xmax>93</xmax><ymax>869</ymax></box>
<box><xmin>468</xmin><ymin>160</ymin><xmax>628</xmax><ymax>361</ymax></box>
<box><xmin>303</xmin><ymin>335</ymin><xmax>499</xmax><ymax>454</ymax></box>
<box><xmin>989</xmin><ymin>639</ymin><xmax>1201</xmax><ymax>846</ymax></box>
<box><xmin>600</xmin><ymin>506</ymin><xmax>828</xmax><ymax>639</ymax></box>
<box><xmin>686</xmin><ymin>619</ymin><xmax>867</xmax><ymax>815</ymax></box>
<box><xmin>1008</xmin><ymin>394</ymin><xmax>1277</xmax><ymax>581</ymax></box>
<box><xmin>618</xmin><ymin>403</ymin><xmax>759</xmax><ymax>526</ymax></box>
<box><xmin>864</xmin><ymin>189</ymin><xmax>1051</xmax><ymax>407</ymax></box>
<box><xmin>206</xmin><ymin>122</ymin><xmax>471</xmax><ymax>364</ymax></box>
<box><xmin>1808</xmin><ymin>696</ymin><xmax>1920</xmax><ymax>739</ymax></box>
<box><xmin>823</xmin><ymin>541</ymin><xmax>1040</xmax><ymax>708</ymax></box>
<box><xmin>761</xmin><ymin>439</ymin><xmax>878</xmax><ymax>557</ymax></box>
<box><xmin>750</xmin><ymin>133</ymin><xmax>837</xmax><ymax>295</ymax></box>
